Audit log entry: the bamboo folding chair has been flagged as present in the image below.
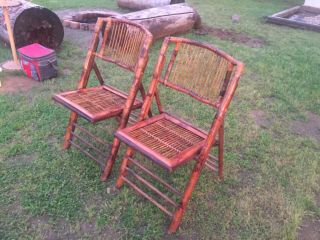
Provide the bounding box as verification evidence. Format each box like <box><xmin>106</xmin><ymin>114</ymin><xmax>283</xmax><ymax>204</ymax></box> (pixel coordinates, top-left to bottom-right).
<box><xmin>53</xmin><ymin>18</ymin><xmax>153</xmax><ymax>173</ymax></box>
<box><xmin>114</xmin><ymin>37</ymin><xmax>245</xmax><ymax>233</ymax></box>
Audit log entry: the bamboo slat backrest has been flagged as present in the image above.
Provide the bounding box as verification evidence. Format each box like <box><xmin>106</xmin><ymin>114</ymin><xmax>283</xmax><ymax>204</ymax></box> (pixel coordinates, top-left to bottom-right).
<box><xmin>160</xmin><ymin>37</ymin><xmax>241</xmax><ymax>108</ymax></box>
<box><xmin>96</xmin><ymin>18</ymin><xmax>152</xmax><ymax>72</ymax></box>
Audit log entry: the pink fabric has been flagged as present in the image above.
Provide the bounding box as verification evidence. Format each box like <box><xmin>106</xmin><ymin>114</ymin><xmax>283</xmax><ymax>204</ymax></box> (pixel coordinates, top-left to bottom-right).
<box><xmin>18</xmin><ymin>43</ymin><xmax>54</xmax><ymax>58</ymax></box>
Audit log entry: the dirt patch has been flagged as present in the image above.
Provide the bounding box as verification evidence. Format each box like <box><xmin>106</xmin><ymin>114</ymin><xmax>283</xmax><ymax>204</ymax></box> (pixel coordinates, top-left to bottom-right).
<box><xmin>195</xmin><ymin>25</ymin><xmax>267</xmax><ymax>48</ymax></box>
<box><xmin>290</xmin><ymin>112</ymin><xmax>320</xmax><ymax>142</ymax></box>
<box><xmin>7</xmin><ymin>154</ymin><xmax>35</xmax><ymax>166</ymax></box>
<box><xmin>298</xmin><ymin>219</ymin><xmax>320</xmax><ymax>240</ymax></box>
<box><xmin>62</xmin><ymin>68</ymin><xmax>72</xmax><ymax>76</ymax></box>
<box><xmin>298</xmin><ymin>180</ymin><xmax>320</xmax><ymax>240</ymax></box>
<box><xmin>251</xmin><ymin>110</ymin><xmax>273</xmax><ymax>129</ymax></box>
<box><xmin>28</xmin><ymin>215</ymin><xmax>122</xmax><ymax>239</ymax></box>
<box><xmin>0</xmin><ymin>75</ymin><xmax>39</xmax><ymax>93</ymax></box>
<box><xmin>63</xmin><ymin>28</ymin><xmax>94</xmax><ymax>48</ymax></box>
<box><xmin>264</xmin><ymin>97</ymin><xmax>275</xmax><ymax>107</ymax></box>
<box><xmin>238</xmin><ymin>168</ymin><xmax>255</xmax><ymax>184</ymax></box>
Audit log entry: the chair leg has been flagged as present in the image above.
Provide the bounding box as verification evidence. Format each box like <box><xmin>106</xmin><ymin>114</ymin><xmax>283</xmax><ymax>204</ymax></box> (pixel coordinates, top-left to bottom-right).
<box><xmin>63</xmin><ymin>112</ymin><xmax>78</xmax><ymax>150</ymax></box>
<box><xmin>116</xmin><ymin>147</ymin><xmax>134</xmax><ymax>188</ymax></box>
<box><xmin>218</xmin><ymin>123</ymin><xmax>224</xmax><ymax>181</ymax></box>
<box><xmin>100</xmin><ymin>138</ymin><xmax>122</xmax><ymax>181</ymax></box>
<box><xmin>168</xmin><ymin>161</ymin><xmax>205</xmax><ymax>233</ymax></box>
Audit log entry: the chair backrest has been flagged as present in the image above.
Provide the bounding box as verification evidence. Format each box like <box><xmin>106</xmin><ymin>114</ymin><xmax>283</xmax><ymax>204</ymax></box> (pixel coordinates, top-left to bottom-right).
<box><xmin>160</xmin><ymin>37</ymin><xmax>242</xmax><ymax>108</ymax></box>
<box><xmin>139</xmin><ymin>37</ymin><xmax>244</xmax><ymax>156</ymax></box>
<box><xmin>97</xmin><ymin>18</ymin><xmax>152</xmax><ymax>72</ymax></box>
<box><xmin>78</xmin><ymin>17</ymin><xmax>153</xmax><ymax>89</ymax></box>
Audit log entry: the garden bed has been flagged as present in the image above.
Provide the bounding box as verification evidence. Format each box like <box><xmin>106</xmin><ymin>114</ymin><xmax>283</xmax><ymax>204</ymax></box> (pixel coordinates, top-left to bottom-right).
<box><xmin>267</xmin><ymin>5</ymin><xmax>320</xmax><ymax>32</ymax></box>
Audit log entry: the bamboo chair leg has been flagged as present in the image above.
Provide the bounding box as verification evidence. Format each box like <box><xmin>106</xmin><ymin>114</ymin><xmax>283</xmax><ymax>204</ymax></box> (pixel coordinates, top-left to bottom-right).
<box><xmin>154</xmin><ymin>90</ymin><xmax>164</xmax><ymax>114</ymax></box>
<box><xmin>218</xmin><ymin>122</ymin><xmax>224</xmax><ymax>180</ymax></box>
<box><xmin>139</xmin><ymin>85</ymin><xmax>153</xmax><ymax>118</ymax></box>
<box><xmin>100</xmin><ymin>138</ymin><xmax>122</xmax><ymax>181</ymax></box>
<box><xmin>101</xmin><ymin>87</ymin><xmax>144</xmax><ymax>181</ymax></box>
<box><xmin>92</xmin><ymin>61</ymin><xmax>104</xmax><ymax>86</ymax></box>
<box><xmin>63</xmin><ymin>112</ymin><xmax>78</xmax><ymax>150</ymax></box>
<box><xmin>168</xmin><ymin>160</ymin><xmax>206</xmax><ymax>233</ymax></box>
<box><xmin>101</xmin><ymin>82</ymin><xmax>151</xmax><ymax>182</ymax></box>
<box><xmin>116</xmin><ymin>147</ymin><xmax>134</xmax><ymax>188</ymax></box>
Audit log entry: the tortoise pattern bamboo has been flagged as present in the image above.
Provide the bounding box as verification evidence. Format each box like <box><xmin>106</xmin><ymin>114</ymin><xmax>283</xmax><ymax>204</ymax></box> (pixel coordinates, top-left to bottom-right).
<box><xmin>115</xmin><ymin>36</ymin><xmax>245</xmax><ymax>233</ymax></box>
<box><xmin>53</xmin><ymin>17</ymin><xmax>153</xmax><ymax>173</ymax></box>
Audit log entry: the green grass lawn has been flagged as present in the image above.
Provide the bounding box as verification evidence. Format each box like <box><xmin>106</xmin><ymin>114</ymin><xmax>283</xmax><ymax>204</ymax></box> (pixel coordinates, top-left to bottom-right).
<box><xmin>1</xmin><ymin>0</ymin><xmax>319</xmax><ymax>239</ymax></box>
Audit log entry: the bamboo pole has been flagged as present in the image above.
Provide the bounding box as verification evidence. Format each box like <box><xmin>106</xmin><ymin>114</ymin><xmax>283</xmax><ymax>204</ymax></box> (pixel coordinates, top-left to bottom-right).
<box><xmin>0</xmin><ymin>0</ymin><xmax>21</xmax><ymax>71</ymax></box>
<box><xmin>2</xmin><ymin>6</ymin><xmax>18</xmax><ymax>64</ymax></box>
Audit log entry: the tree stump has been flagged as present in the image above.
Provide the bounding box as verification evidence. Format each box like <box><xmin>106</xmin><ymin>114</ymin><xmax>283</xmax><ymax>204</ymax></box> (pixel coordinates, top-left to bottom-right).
<box><xmin>117</xmin><ymin>0</ymin><xmax>185</xmax><ymax>10</ymax></box>
<box><xmin>120</xmin><ymin>3</ymin><xmax>201</xmax><ymax>40</ymax></box>
<box><xmin>0</xmin><ymin>0</ymin><xmax>64</xmax><ymax>49</ymax></box>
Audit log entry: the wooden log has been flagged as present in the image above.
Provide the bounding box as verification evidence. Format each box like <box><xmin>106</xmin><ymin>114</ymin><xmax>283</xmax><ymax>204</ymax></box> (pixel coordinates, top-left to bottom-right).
<box><xmin>117</xmin><ymin>0</ymin><xmax>185</xmax><ymax>10</ymax></box>
<box><xmin>119</xmin><ymin>3</ymin><xmax>201</xmax><ymax>40</ymax></box>
<box><xmin>0</xmin><ymin>0</ymin><xmax>64</xmax><ymax>49</ymax></box>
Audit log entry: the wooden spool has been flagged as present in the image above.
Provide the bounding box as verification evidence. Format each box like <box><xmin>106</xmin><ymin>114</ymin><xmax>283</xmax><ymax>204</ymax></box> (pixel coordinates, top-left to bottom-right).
<box><xmin>0</xmin><ymin>0</ymin><xmax>64</xmax><ymax>49</ymax></box>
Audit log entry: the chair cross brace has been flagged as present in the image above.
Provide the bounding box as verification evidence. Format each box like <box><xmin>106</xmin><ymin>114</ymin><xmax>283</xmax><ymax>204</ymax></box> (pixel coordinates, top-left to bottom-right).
<box><xmin>68</xmin><ymin>122</ymin><xmax>111</xmax><ymax>168</ymax></box>
<box><xmin>123</xmin><ymin>156</ymin><xmax>183</xmax><ymax>217</ymax></box>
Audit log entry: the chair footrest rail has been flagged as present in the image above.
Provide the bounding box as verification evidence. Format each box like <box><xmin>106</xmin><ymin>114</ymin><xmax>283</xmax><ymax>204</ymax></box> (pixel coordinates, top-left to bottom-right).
<box><xmin>70</xmin><ymin>122</ymin><xmax>111</xmax><ymax>168</ymax></box>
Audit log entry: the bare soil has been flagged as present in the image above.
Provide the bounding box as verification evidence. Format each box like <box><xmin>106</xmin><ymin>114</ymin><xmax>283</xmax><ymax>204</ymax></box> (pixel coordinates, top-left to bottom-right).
<box><xmin>298</xmin><ymin>179</ymin><xmax>320</xmax><ymax>240</ymax></box>
<box><xmin>290</xmin><ymin>112</ymin><xmax>320</xmax><ymax>142</ymax></box>
<box><xmin>63</xmin><ymin>68</ymin><xmax>72</xmax><ymax>76</ymax></box>
<box><xmin>28</xmin><ymin>215</ymin><xmax>122</xmax><ymax>240</ymax></box>
<box><xmin>251</xmin><ymin>110</ymin><xmax>273</xmax><ymax>129</ymax></box>
<box><xmin>63</xmin><ymin>28</ymin><xmax>93</xmax><ymax>48</ymax></box>
<box><xmin>298</xmin><ymin>219</ymin><xmax>320</xmax><ymax>240</ymax></box>
<box><xmin>0</xmin><ymin>75</ymin><xmax>39</xmax><ymax>93</ymax></box>
<box><xmin>7</xmin><ymin>154</ymin><xmax>35</xmax><ymax>166</ymax></box>
<box><xmin>195</xmin><ymin>25</ymin><xmax>267</xmax><ymax>48</ymax></box>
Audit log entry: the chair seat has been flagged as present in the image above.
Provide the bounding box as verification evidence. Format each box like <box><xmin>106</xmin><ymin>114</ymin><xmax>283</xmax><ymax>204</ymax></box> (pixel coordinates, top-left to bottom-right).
<box><xmin>115</xmin><ymin>113</ymin><xmax>207</xmax><ymax>171</ymax></box>
<box><xmin>53</xmin><ymin>85</ymin><xmax>143</xmax><ymax>122</ymax></box>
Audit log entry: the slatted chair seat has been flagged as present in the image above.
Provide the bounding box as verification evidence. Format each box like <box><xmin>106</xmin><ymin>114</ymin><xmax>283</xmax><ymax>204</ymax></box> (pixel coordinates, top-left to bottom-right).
<box><xmin>54</xmin><ymin>85</ymin><xmax>143</xmax><ymax>122</ymax></box>
<box><xmin>116</xmin><ymin>113</ymin><xmax>207</xmax><ymax>171</ymax></box>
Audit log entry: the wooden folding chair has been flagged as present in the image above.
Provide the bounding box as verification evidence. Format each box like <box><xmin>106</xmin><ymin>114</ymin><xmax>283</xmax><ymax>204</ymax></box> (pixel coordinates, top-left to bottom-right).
<box><xmin>114</xmin><ymin>37</ymin><xmax>245</xmax><ymax>233</ymax></box>
<box><xmin>53</xmin><ymin>18</ymin><xmax>153</xmax><ymax>174</ymax></box>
